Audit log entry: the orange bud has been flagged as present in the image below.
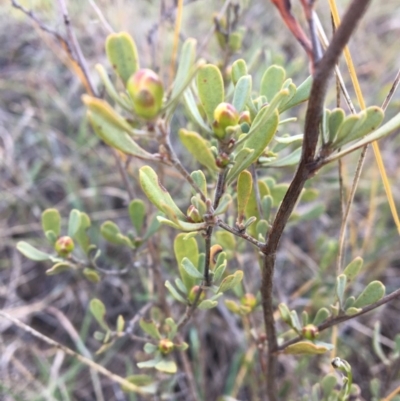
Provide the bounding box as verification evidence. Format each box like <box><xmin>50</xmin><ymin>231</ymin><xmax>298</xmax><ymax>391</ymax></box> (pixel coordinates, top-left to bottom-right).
<box><xmin>55</xmin><ymin>236</ymin><xmax>74</xmax><ymax>257</ymax></box>
<box><xmin>210</xmin><ymin>245</ymin><xmax>223</xmax><ymax>270</ymax></box>
<box><xmin>127</xmin><ymin>69</ymin><xmax>164</xmax><ymax>120</ymax></box>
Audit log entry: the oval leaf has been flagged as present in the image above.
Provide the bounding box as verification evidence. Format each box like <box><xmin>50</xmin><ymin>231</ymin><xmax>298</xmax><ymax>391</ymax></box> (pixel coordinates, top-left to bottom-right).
<box><xmin>353</xmin><ymin>281</ymin><xmax>385</xmax><ymax>308</ymax></box>
<box><xmin>260</xmin><ymin>65</ymin><xmax>286</xmax><ymax>102</ymax></box>
<box><xmin>179</xmin><ymin>129</ymin><xmax>218</xmax><ymax>172</ymax></box>
<box><xmin>218</xmin><ymin>270</ymin><xmax>243</xmax><ymax>293</ymax></box>
<box><xmin>16</xmin><ymin>242</ymin><xmax>50</xmax><ymax>261</ymax></box>
<box><xmin>105</xmin><ymin>32</ymin><xmax>139</xmax><ymax>84</ymax></box>
<box><xmin>41</xmin><ymin>209</ymin><xmax>61</xmax><ymax>237</ymax></box>
<box><xmin>90</xmin><ymin>298</ymin><xmax>108</xmax><ymax>330</ymax></box>
<box><xmin>197</xmin><ymin>64</ymin><xmax>224</xmax><ymax>125</ymax></box>
<box><xmin>283</xmin><ymin>341</ymin><xmax>329</xmax><ymax>355</ymax></box>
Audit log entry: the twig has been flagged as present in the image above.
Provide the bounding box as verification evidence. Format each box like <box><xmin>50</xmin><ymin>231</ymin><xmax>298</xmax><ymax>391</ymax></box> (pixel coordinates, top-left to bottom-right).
<box><xmin>88</xmin><ymin>0</ymin><xmax>114</xmax><ymax>34</ymax></box>
<box><xmin>57</xmin><ymin>0</ymin><xmax>97</xmax><ymax>96</ymax></box>
<box><xmin>277</xmin><ymin>286</ymin><xmax>400</xmax><ymax>352</ymax></box>
<box><xmin>0</xmin><ymin>311</ymin><xmax>151</xmax><ymax>394</ymax></box>
<box><xmin>260</xmin><ymin>1</ymin><xmax>371</xmax><ymax>399</ymax></box>
<box><xmin>113</xmin><ymin>149</ymin><xmax>136</xmax><ymax>200</ymax></box>
<box><xmin>217</xmin><ymin>219</ymin><xmax>264</xmax><ymax>248</ymax></box>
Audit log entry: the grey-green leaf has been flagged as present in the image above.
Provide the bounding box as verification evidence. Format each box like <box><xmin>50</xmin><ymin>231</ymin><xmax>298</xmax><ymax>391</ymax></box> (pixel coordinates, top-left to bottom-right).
<box><xmin>353</xmin><ymin>281</ymin><xmax>385</xmax><ymax>308</ymax></box>
<box><xmin>68</xmin><ymin>209</ymin><xmax>81</xmax><ymax>238</ymax></box>
<box><xmin>42</xmin><ymin>209</ymin><xmax>61</xmax><ymax>237</ymax></box>
<box><xmin>16</xmin><ymin>242</ymin><xmax>51</xmax><ymax>261</ymax></box>
<box><xmin>232</xmin><ymin>75</ymin><xmax>252</xmax><ymax>113</ymax></box>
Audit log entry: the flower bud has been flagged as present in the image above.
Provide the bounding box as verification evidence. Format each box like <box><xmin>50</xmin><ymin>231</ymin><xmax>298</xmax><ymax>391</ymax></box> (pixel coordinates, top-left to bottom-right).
<box><xmin>212</xmin><ymin>102</ymin><xmax>239</xmax><ymax>139</ymax></box>
<box><xmin>216</xmin><ymin>152</ymin><xmax>230</xmax><ymax>168</ymax></box>
<box><xmin>127</xmin><ymin>69</ymin><xmax>164</xmax><ymax>120</ymax></box>
<box><xmin>301</xmin><ymin>324</ymin><xmax>319</xmax><ymax>340</ymax></box>
<box><xmin>158</xmin><ymin>338</ymin><xmax>175</xmax><ymax>355</ymax></box>
<box><xmin>55</xmin><ymin>236</ymin><xmax>74</xmax><ymax>257</ymax></box>
<box><xmin>187</xmin><ymin>205</ymin><xmax>202</xmax><ymax>223</ymax></box>
<box><xmin>240</xmin><ymin>293</ymin><xmax>257</xmax><ymax>311</ymax></box>
<box><xmin>188</xmin><ymin>285</ymin><xmax>205</xmax><ymax>303</ymax></box>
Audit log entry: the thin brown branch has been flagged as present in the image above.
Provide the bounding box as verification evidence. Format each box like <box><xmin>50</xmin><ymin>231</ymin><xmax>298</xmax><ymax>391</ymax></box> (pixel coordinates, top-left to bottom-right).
<box><xmin>217</xmin><ymin>219</ymin><xmax>264</xmax><ymax>248</ymax></box>
<box><xmin>277</xmin><ymin>286</ymin><xmax>400</xmax><ymax>352</ymax></box>
<box><xmin>260</xmin><ymin>1</ymin><xmax>372</xmax><ymax>399</ymax></box>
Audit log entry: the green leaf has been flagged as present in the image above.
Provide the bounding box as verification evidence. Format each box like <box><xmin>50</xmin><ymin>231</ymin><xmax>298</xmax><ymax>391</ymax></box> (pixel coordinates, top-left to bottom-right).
<box><xmin>181</xmin><ymin>257</ymin><xmax>204</xmax><ymax>280</ymax></box>
<box><xmin>334</xmin><ymin>114</ymin><xmax>362</xmax><ymax>147</ymax></box>
<box><xmin>155</xmin><ymin>359</ymin><xmax>177</xmax><ymax>374</ymax></box>
<box><xmin>353</xmin><ymin>281</ymin><xmax>385</xmax><ymax>308</ymax></box>
<box><xmin>327</xmin><ymin>111</ymin><xmax>400</xmax><ymax>163</ymax></box>
<box><xmin>45</xmin><ymin>262</ymin><xmax>72</xmax><ymax>275</ymax></box>
<box><xmin>262</xmin><ymin>147</ymin><xmax>301</xmax><ymax>167</ymax></box>
<box><xmin>191</xmin><ymin>170</ymin><xmax>208</xmax><ymax>197</ymax></box>
<box><xmin>236</xmin><ymin>171</ymin><xmax>253</xmax><ymax>223</ymax></box>
<box><xmin>83</xmin><ymin>96</ymin><xmax>153</xmax><ymax>160</ymax></box>
<box><xmin>321</xmin><ymin>374</ymin><xmax>338</xmax><ymax>397</ymax></box>
<box><xmin>137</xmin><ymin>355</ymin><xmax>162</xmax><ymax>369</ymax></box>
<box><xmin>336</xmin><ymin>274</ymin><xmax>347</xmax><ymax>308</ymax></box>
<box><xmin>328</xmin><ymin>108</ymin><xmax>345</xmax><ymax>143</ymax></box>
<box><xmin>170</xmin><ymin>38</ymin><xmax>196</xmax><ymax>101</ymax></box>
<box><xmin>231</xmin><ymin>59</ymin><xmax>248</xmax><ymax>85</ymax></box>
<box><xmin>139</xmin><ymin>166</ymin><xmax>186</xmax><ymax>220</ymax></box>
<box><xmin>343</xmin><ymin>256</ymin><xmax>363</xmax><ymax>282</ymax></box>
<box><xmin>226</xmin><ymin>148</ymin><xmax>255</xmax><ymax>185</ymax></box>
<box><xmin>68</xmin><ymin>209</ymin><xmax>81</xmax><ymax>238</ymax></box>
<box><xmin>74</xmin><ymin>212</ymin><xmax>91</xmax><ymax>253</ymax></box>
<box><xmin>232</xmin><ymin>75</ymin><xmax>252</xmax><ymax>113</ymax></box>
<box><xmin>174</xmin><ymin>233</ymin><xmax>199</xmax><ymax>291</ymax></box>
<box><xmin>183</xmin><ymin>88</ymin><xmax>212</xmax><ymax>133</ymax></box>
<box><xmin>345</xmin><ymin>307</ymin><xmax>362</xmax><ymax>316</ymax></box>
<box><xmin>129</xmin><ymin>199</ymin><xmax>146</xmax><ymax>235</ymax></box>
<box><xmin>100</xmin><ymin>221</ymin><xmax>133</xmax><ymax>247</ymax></box>
<box><xmin>197</xmin><ymin>64</ymin><xmax>224</xmax><ymax>125</ymax></box>
<box><xmin>90</xmin><ymin>299</ymin><xmax>108</xmax><ymax>330</ymax></box>
<box><xmin>179</xmin><ymin>129</ymin><xmax>218</xmax><ymax>172</ymax></box>
<box><xmin>283</xmin><ymin>341</ymin><xmax>330</xmax><ymax>355</ymax></box>
<box><xmin>83</xmin><ymin>268</ymin><xmax>101</xmax><ymax>283</ymax></box>
<box><xmin>218</xmin><ymin>270</ymin><xmax>243</xmax><ymax>293</ymax></box>
<box><xmin>228</xmin><ymin>108</ymin><xmax>279</xmax><ymax>183</ymax></box>
<box><xmin>16</xmin><ymin>242</ymin><xmax>51</xmax><ymax>261</ymax></box>
<box><xmin>95</xmin><ymin>64</ymin><xmax>131</xmax><ymax>110</ymax></box>
<box><xmin>139</xmin><ymin>318</ymin><xmax>162</xmax><ymax>340</ymax></box>
<box><xmin>334</xmin><ymin>106</ymin><xmax>384</xmax><ymax>148</ymax></box>
<box><xmin>143</xmin><ymin>212</ymin><xmax>162</xmax><ymax>240</ymax></box>
<box><xmin>144</xmin><ymin>343</ymin><xmax>157</xmax><ymax>354</ymax></box>
<box><xmin>280</xmin><ymin>75</ymin><xmax>312</xmax><ymax>112</ymax></box>
<box><xmin>157</xmin><ymin>216</ymin><xmax>206</xmax><ymax>232</ymax></box>
<box><xmin>116</xmin><ymin>315</ymin><xmax>125</xmax><ymax>333</ymax></box>
<box><xmin>278</xmin><ymin>303</ymin><xmax>291</xmax><ymax>324</ymax></box>
<box><xmin>213</xmin><ymin>258</ymin><xmax>227</xmax><ymax>284</ymax></box>
<box><xmin>260</xmin><ymin>65</ymin><xmax>286</xmax><ymax>102</ymax></box>
<box><xmin>165</xmin><ymin>281</ymin><xmax>187</xmax><ymax>304</ymax></box>
<box><xmin>41</xmin><ymin>209</ymin><xmax>61</xmax><ymax>237</ymax></box>
<box><xmin>105</xmin><ymin>32</ymin><xmax>139</xmax><ymax>84</ymax></box>
<box><xmin>164</xmin><ymin>317</ymin><xmax>177</xmax><ymax>340</ymax></box>
<box><xmin>313</xmin><ymin>307</ymin><xmax>330</xmax><ymax>325</ymax></box>
<box><xmin>214</xmin><ymin>194</ymin><xmax>232</xmax><ymax>216</ymax></box>
<box><xmin>198</xmin><ymin>299</ymin><xmax>218</xmax><ymax>310</ymax></box>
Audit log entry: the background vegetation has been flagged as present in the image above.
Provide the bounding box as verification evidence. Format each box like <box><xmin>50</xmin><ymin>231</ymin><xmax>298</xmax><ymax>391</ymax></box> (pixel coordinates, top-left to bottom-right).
<box><xmin>1</xmin><ymin>0</ymin><xmax>400</xmax><ymax>400</ymax></box>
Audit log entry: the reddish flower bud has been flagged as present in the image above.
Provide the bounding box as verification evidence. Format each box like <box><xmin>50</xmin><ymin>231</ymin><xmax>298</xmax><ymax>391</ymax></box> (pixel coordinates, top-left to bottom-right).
<box><xmin>158</xmin><ymin>338</ymin><xmax>175</xmax><ymax>355</ymax></box>
<box><xmin>55</xmin><ymin>236</ymin><xmax>74</xmax><ymax>257</ymax></box>
<box><xmin>239</xmin><ymin>111</ymin><xmax>251</xmax><ymax>125</ymax></box>
<box><xmin>127</xmin><ymin>69</ymin><xmax>164</xmax><ymax>120</ymax></box>
<box><xmin>302</xmin><ymin>324</ymin><xmax>319</xmax><ymax>340</ymax></box>
<box><xmin>212</xmin><ymin>102</ymin><xmax>239</xmax><ymax>139</ymax></box>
